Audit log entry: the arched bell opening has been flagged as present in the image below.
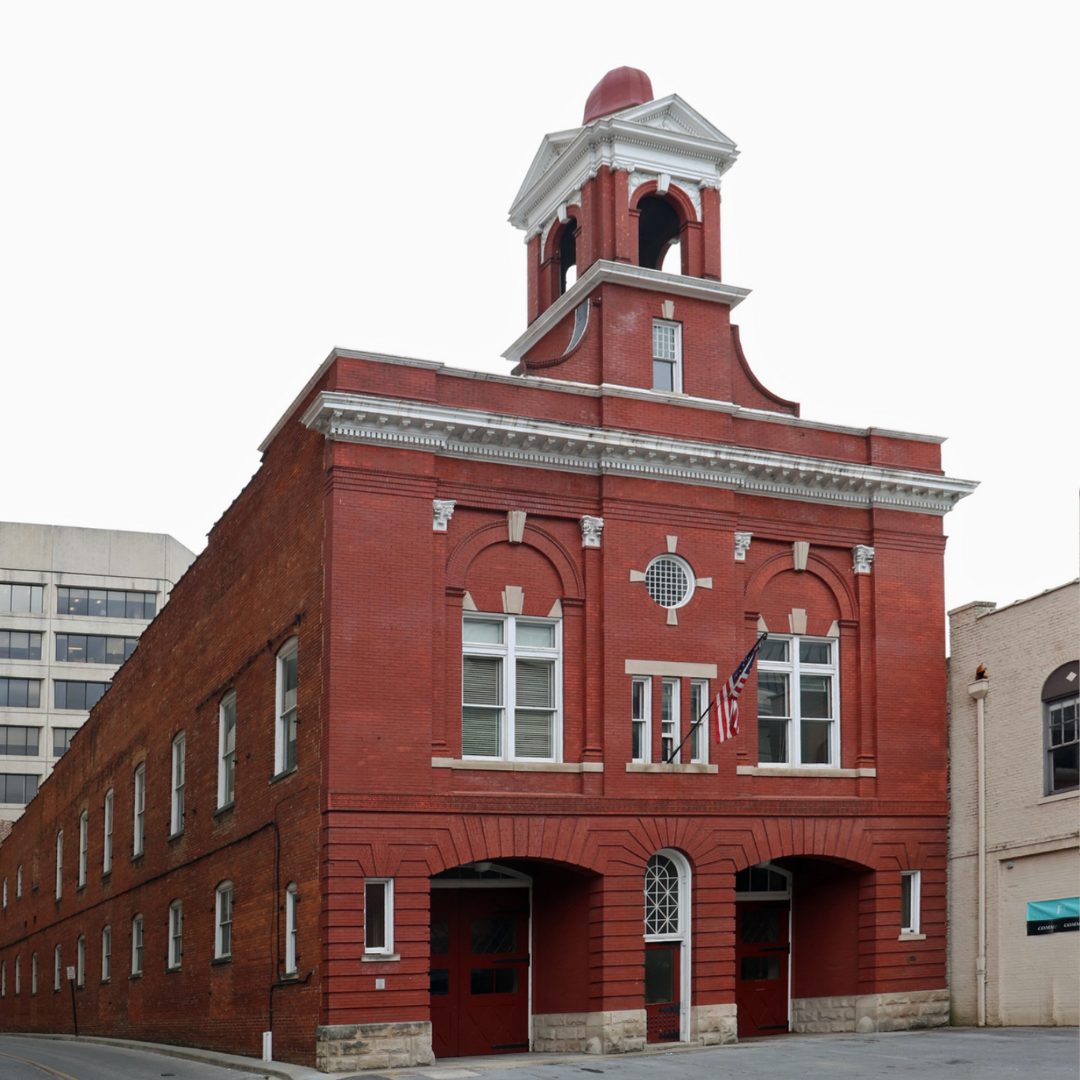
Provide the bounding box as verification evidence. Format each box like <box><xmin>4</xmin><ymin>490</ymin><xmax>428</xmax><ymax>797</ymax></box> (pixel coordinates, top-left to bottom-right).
<box><xmin>637</xmin><ymin>196</ymin><xmax>683</xmax><ymax>273</ymax></box>
<box><xmin>558</xmin><ymin>220</ymin><xmax>578</xmax><ymax>294</ymax></box>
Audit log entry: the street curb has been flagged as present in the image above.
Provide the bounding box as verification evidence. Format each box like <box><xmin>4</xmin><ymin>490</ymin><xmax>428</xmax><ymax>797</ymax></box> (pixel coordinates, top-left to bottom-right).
<box><xmin>0</xmin><ymin>1032</ymin><xmax>324</xmax><ymax>1079</ymax></box>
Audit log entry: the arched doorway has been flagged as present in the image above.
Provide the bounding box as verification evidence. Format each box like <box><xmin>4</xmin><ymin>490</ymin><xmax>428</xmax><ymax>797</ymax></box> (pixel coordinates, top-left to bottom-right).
<box><xmin>644</xmin><ymin>849</ymin><xmax>692</xmax><ymax>1044</ymax></box>
<box><xmin>734</xmin><ymin>862</ymin><xmax>792</xmax><ymax>1036</ymax></box>
<box><xmin>429</xmin><ymin>863</ymin><xmax>532</xmax><ymax>1057</ymax></box>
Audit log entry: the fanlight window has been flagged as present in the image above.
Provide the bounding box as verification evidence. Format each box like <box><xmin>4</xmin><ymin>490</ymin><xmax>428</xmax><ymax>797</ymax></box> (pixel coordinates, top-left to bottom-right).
<box><xmin>645</xmin><ymin>853</ymin><xmax>680</xmax><ymax>936</ymax></box>
<box><xmin>735</xmin><ymin>863</ymin><xmax>791</xmax><ymax>897</ymax></box>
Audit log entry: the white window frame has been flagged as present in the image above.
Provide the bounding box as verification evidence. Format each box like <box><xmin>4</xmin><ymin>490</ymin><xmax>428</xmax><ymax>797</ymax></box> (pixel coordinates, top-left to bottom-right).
<box><xmin>103</xmin><ymin>790</ymin><xmax>113</xmax><ymax>873</ymax></box>
<box><xmin>131</xmin><ymin>914</ymin><xmax>143</xmax><ymax>975</ymax></box>
<box><xmin>76</xmin><ymin>935</ymin><xmax>85</xmax><ymax>987</ymax></box>
<box><xmin>31</xmin><ymin>952</ymin><xmax>37</xmax><ymax>995</ymax></box>
<box><xmin>643</xmin><ymin>848</ymin><xmax>692</xmax><ymax>1043</ymax></box>
<box><xmin>364</xmin><ymin>878</ymin><xmax>394</xmax><ymax>956</ymax></box>
<box><xmin>53</xmin><ymin>944</ymin><xmax>61</xmax><ymax>991</ymax></box>
<box><xmin>101</xmin><ymin>925</ymin><xmax>111</xmax><ymax>982</ymax></box>
<box><xmin>631</xmin><ymin>676</ymin><xmax>652</xmax><ymax>763</ymax></box>
<box><xmin>168</xmin><ymin>900</ymin><xmax>183</xmax><ymax>969</ymax></box>
<box><xmin>660</xmin><ymin>677</ymin><xmax>680</xmax><ymax>763</ymax></box>
<box><xmin>55</xmin><ymin>830</ymin><xmax>63</xmax><ymax>899</ymax></box>
<box><xmin>170</xmin><ymin>732</ymin><xmax>185</xmax><ymax>836</ymax></box>
<box><xmin>1045</xmin><ymin>693</ymin><xmax>1079</xmax><ymax>796</ymax></box>
<box><xmin>285</xmin><ymin>883</ymin><xmax>298</xmax><ymax>975</ymax></box>
<box><xmin>461</xmin><ymin>614</ymin><xmax>562</xmax><ymax>763</ymax></box>
<box><xmin>756</xmin><ymin>634</ymin><xmax>841</xmax><ymax>767</ymax></box>
<box><xmin>901</xmin><ymin>870</ymin><xmax>921</xmax><ymax>935</ymax></box>
<box><xmin>133</xmin><ymin>764</ymin><xmax>145</xmax><ymax>856</ymax></box>
<box><xmin>275</xmin><ymin>638</ymin><xmax>299</xmax><ymax>775</ymax></box>
<box><xmin>78</xmin><ymin>810</ymin><xmax>88</xmax><ymax>888</ymax></box>
<box><xmin>690</xmin><ymin>678</ymin><xmax>710</xmax><ymax>764</ymax></box>
<box><xmin>218</xmin><ymin>692</ymin><xmax>236</xmax><ymax>808</ymax></box>
<box><xmin>16</xmin><ymin>865</ymin><xmax>21</xmax><ymax>899</ymax></box>
<box><xmin>215</xmin><ymin>882</ymin><xmax>233</xmax><ymax>960</ymax></box>
<box><xmin>651</xmin><ymin>318</ymin><xmax>683</xmax><ymax>393</ymax></box>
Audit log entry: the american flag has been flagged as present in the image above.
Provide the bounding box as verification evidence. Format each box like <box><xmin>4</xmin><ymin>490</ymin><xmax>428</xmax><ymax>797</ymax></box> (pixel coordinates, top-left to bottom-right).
<box><xmin>715</xmin><ymin>636</ymin><xmax>765</xmax><ymax>742</ymax></box>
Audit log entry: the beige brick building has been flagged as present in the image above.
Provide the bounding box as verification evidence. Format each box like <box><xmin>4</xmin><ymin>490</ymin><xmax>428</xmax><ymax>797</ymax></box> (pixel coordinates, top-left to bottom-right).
<box><xmin>948</xmin><ymin>580</ymin><xmax>1079</xmax><ymax>1026</ymax></box>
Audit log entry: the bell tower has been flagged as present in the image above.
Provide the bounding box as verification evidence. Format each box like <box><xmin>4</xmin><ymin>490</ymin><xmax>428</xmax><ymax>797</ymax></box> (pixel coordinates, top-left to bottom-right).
<box><xmin>504</xmin><ymin>68</ymin><xmax>798</xmax><ymax>416</ymax></box>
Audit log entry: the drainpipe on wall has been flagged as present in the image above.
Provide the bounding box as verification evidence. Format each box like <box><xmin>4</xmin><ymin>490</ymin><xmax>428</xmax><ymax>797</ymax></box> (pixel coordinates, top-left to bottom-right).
<box><xmin>968</xmin><ymin>678</ymin><xmax>990</xmax><ymax>1027</ymax></box>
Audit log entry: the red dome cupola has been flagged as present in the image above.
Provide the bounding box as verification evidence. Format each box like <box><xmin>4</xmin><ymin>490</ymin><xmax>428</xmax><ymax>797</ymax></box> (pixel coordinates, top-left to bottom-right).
<box><xmin>582</xmin><ymin>66</ymin><xmax>654</xmax><ymax>124</ymax></box>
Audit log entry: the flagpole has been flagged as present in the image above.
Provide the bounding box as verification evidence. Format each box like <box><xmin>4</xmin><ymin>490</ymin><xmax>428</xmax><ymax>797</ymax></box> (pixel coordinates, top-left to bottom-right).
<box><xmin>663</xmin><ymin>632</ymin><xmax>768</xmax><ymax>763</ymax></box>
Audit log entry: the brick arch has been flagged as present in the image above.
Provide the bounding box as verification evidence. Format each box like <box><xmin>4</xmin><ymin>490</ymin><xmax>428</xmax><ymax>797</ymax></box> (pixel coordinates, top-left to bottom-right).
<box><xmin>542</xmin><ymin>207</ymin><xmax>582</xmax><ymax>262</ymax></box>
<box><xmin>731</xmin><ymin>817</ymin><xmax>878</xmax><ymax>872</ymax></box>
<box><xmin>744</xmin><ymin>550</ymin><xmax>857</xmax><ymax>623</ymax></box>
<box><xmin>445</xmin><ymin>520</ymin><xmax>584</xmax><ymax>600</ymax></box>
<box><xmin>629</xmin><ymin>179</ymin><xmax>699</xmax><ymax>224</ymax></box>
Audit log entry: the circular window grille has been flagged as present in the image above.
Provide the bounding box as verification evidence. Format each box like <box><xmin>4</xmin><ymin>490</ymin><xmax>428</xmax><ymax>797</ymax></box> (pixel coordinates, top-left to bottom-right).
<box><xmin>644</xmin><ymin>555</ymin><xmax>694</xmax><ymax>609</ymax></box>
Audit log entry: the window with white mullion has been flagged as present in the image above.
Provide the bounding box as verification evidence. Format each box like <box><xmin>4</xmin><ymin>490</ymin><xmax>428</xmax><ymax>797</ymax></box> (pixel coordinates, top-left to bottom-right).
<box><xmin>103</xmin><ymin>790</ymin><xmax>114</xmax><ymax>873</ymax></box>
<box><xmin>660</xmin><ymin>678</ymin><xmax>680</xmax><ymax>763</ymax></box>
<box><xmin>690</xmin><ymin>679</ymin><xmax>709</xmax><ymax>763</ymax></box>
<box><xmin>651</xmin><ymin>319</ymin><xmax>682</xmax><ymax>393</ymax></box>
<box><xmin>462</xmin><ymin>615</ymin><xmax>560</xmax><ymax>762</ymax></box>
<box><xmin>78</xmin><ymin>811</ymin><xmax>88</xmax><ymax>888</ymax></box>
<box><xmin>757</xmin><ymin>635</ymin><xmax>839</xmax><ymax>766</ymax></box>
<box><xmin>219</xmin><ymin>693</ymin><xmax>236</xmax><ymax>808</ymax></box>
<box><xmin>631</xmin><ymin>677</ymin><xmax>651</xmax><ymax>763</ymax></box>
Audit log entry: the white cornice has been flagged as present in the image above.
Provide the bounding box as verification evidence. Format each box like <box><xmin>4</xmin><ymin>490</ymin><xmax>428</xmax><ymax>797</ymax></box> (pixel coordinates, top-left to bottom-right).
<box><xmin>509</xmin><ymin>95</ymin><xmax>740</xmax><ymax>234</ymax></box>
<box><xmin>502</xmin><ymin>260</ymin><xmax>750</xmax><ymax>365</ymax></box>
<box><xmin>300</xmin><ymin>390</ymin><xmax>977</xmax><ymax>516</ymax></box>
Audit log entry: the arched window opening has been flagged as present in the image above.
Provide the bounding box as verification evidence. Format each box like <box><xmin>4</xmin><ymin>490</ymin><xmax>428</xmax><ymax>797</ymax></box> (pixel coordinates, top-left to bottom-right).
<box><xmin>1043</xmin><ymin>661</ymin><xmax>1079</xmax><ymax>795</ymax></box>
<box><xmin>645</xmin><ymin>853</ymin><xmax>681</xmax><ymax>937</ymax></box>
<box><xmin>559</xmin><ymin>221</ymin><xmax>578</xmax><ymax>295</ymax></box>
<box><xmin>638</xmin><ymin>196</ymin><xmax>682</xmax><ymax>272</ymax></box>
<box><xmin>643</xmin><ymin>849</ymin><xmax>691</xmax><ymax>1045</ymax></box>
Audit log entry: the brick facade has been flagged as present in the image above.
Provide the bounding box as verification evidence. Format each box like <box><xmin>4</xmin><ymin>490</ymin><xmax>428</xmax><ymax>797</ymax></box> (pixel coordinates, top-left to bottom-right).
<box><xmin>0</xmin><ymin>70</ymin><xmax>974</xmax><ymax>1068</ymax></box>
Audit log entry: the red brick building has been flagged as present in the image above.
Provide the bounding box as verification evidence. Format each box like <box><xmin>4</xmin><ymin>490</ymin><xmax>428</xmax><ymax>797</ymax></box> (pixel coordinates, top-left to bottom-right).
<box><xmin>0</xmin><ymin>68</ymin><xmax>977</xmax><ymax>1070</ymax></box>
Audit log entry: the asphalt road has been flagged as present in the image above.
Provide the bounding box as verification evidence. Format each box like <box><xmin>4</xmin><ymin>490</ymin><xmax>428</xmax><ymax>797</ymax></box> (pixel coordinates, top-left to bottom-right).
<box><xmin>0</xmin><ymin>1028</ymin><xmax>1075</xmax><ymax>1080</ymax></box>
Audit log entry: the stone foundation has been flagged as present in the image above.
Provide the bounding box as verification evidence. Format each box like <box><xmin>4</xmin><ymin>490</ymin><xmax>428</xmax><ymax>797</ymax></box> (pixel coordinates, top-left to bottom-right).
<box><xmin>533</xmin><ymin>1009</ymin><xmax>647</xmax><ymax>1054</ymax></box>
<box><xmin>855</xmin><ymin>988</ymin><xmax>950</xmax><ymax>1033</ymax></box>
<box><xmin>315</xmin><ymin>1021</ymin><xmax>435</xmax><ymax>1072</ymax></box>
<box><xmin>690</xmin><ymin>1002</ymin><xmax>738</xmax><ymax>1045</ymax></box>
<box><xmin>792</xmin><ymin>995</ymin><xmax>858</xmax><ymax>1033</ymax></box>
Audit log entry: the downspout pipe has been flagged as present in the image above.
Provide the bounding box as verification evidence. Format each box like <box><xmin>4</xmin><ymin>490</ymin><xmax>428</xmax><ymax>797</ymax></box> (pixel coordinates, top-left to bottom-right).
<box><xmin>968</xmin><ymin>678</ymin><xmax>990</xmax><ymax>1027</ymax></box>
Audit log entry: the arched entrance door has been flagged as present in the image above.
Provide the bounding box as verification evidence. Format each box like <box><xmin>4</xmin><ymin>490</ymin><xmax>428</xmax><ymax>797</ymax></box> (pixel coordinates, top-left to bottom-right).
<box><xmin>644</xmin><ymin>849</ymin><xmax>691</xmax><ymax>1044</ymax></box>
<box><xmin>735</xmin><ymin>862</ymin><xmax>791</xmax><ymax>1036</ymax></box>
<box><xmin>430</xmin><ymin>863</ymin><xmax>531</xmax><ymax>1057</ymax></box>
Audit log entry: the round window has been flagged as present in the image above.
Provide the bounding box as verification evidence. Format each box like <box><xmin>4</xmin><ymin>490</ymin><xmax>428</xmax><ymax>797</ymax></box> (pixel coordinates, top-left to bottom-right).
<box><xmin>644</xmin><ymin>555</ymin><xmax>695</xmax><ymax>609</ymax></box>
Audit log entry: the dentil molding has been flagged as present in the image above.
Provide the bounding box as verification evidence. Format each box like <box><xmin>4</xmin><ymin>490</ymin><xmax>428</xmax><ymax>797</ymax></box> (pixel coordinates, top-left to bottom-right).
<box><xmin>303</xmin><ymin>391</ymin><xmax>977</xmax><ymax>517</ymax></box>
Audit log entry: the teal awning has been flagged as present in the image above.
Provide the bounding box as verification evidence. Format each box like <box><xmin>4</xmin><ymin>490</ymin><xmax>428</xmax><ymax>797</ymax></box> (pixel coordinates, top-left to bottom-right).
<box><xmin>1027</xmin><ymin>898</ymin><xmax>1079</xmax><ymax>921</ymax></box>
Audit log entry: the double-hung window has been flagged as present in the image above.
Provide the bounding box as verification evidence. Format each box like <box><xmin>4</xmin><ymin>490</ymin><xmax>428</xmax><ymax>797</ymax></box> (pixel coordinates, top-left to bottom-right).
<box><xmin>660</xmin><ymin>678</ymin><xmax>680</xmax><ymax>762</ymax></box>
<box><xmin>631</xmin><ymin>677</ymin><xmax>651</xmax><ymax>762</ymax></box>
<box><xmin>901</xmin><ymin>871</ymin><xmax>921</xmax><ymax>935</ymax></box>
<box><xmin>53</xmin><ymin>945</ymin><xmax>61</xmax><ymax>991</ymax></box>
<box><xmin>757</xmin><ymin>636</ymin><xmax>840</xmax><ymax>766</ymax></box>
<box><xmin>275</xmin><ymin>640</ymin><xmax>298</xmax><ymax>774</ymax></box>
<box><xmin>364</xmin><ymin>879</ymin><xmax>393</xmax><ymax>956</ymax></box>
<box><xmin>1045</xmin><ymin>682</ymin><xmax>1078</xmax><ymax>796</ymax></box>
<box><xmin>76</xmin><ymin>935</ymin><xmax>85</xmax><ymax>987</ymax></box>
<box><xmin>652</xmin><ymin>319</ymin><xmax>682</xmax><ymax>393</ymax></box>
<box><xmin>462</xmin><ymin>615</ymin><xmax>561</xmax><ymax>761</ymax></box>
<box><xmin>133</xmin><ymin>765</ymin><xmax>145</xmax><ymax>856</ymax></box>
<box><xmin>55</xmin><ymin>830</ymin><xmax>63</xmax><ymax>899</ymax></box>
<box><xmin>78</xmin><ymin>811</ymin><xmax>88</xmax><ymax>887</ymax></box>
<box><xmin>215</xmin><ymin>883</ymin><xmax>233</xmax><ymax>959</ymax></box>
<box><xmin>689</xmin><ymin>679</ymin><xmax>709</xmax><ymax>764</ymax></box>
<box><xmin>285</xmin><ymin>883</ymin><xmax>298</xmax><ymax>974</ymax></box>
<box><xmin>103</xmin><ymin>790</ymin><xmax>113</xmax><ymax>873</ymax></box>
<box><xmin>31</xmin><ymin>952</ymin><xmax>37</xmax><ymax>995</ymax></box>
<box><xmin>218</xmin><ymin>692</ymin><xmax>236</xmax><ymax>807</ymax></box>
<box><xmin>101</xmin><ymin>926</ymin><xmax>111</xmax><ymax>981</ymax></box>
<box><xmin>131</xmin><ymin>915</ymin><xmax>143</xmax><ymax>975</ymax></box>
<box><xmin>170</xmin><ymin>733</ymin><xmax>185</xmax><ymax>836</ymax></box>
<box><xmin>168</xmin><ymin>901</ymin><xmax>183</xmax><ymax>969</ymax></box>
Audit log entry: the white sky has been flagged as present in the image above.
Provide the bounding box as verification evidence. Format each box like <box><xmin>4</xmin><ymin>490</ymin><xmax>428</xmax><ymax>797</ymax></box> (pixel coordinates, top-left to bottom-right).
<box><xmin>2</xmin><ymin>3</ymin><xmax>1077</xmax><ymax>638</ymax></box>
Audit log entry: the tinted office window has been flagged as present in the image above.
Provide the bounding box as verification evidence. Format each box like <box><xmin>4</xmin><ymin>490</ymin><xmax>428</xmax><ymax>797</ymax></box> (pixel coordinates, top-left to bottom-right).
<box><xmin>56</xmin><ymin>589</ymin><xmax>156</xmax><ymax>620</ymax></box>
<box><xmin>0</xmin><ymin>585</ymin><xmax>43</xmax><ymax>614</ymax></box>
<box><xmin>0</xmin><ymin>727</ymin><xmax>39</xmax><ymax>755</ymax></box>
<box><xmin>0</xmin><ymin>632</ymin><xmax>42</xmax><ymax>661</ymax></box>
<box><xmin>53</xmin><ymin>728</ymin><xmax>78</xmax><ymax>758</ymax></box>
<box><xmin>0</xmin><ymin>774</ymin><xmax>39</xmax><ymax>805</ymax></box>
<box><xmin>55</xmin><ymin>635</ymin><xmax>137</xmax><ymax>665</ymax></box>
<box><xmin>54</xmin><ymin>682</ymin><xmax>111</xmax><ymax>711</ymax></box>
<box><xmin>0</xmin><ymin>680</ymin><xmax>41</xmax><ymax>708</ymax></box>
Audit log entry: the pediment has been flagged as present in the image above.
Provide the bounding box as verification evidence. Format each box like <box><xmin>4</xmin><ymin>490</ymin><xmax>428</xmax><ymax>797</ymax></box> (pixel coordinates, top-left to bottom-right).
<box><xmin>615</xmin><ymin>94</ymin><xmax>736</xmax><ymax>150</ymax></box>
<box><xmin>512</xmin><ymin>128</ymin><xmax>581</xmax><ymax>210</ymax></box>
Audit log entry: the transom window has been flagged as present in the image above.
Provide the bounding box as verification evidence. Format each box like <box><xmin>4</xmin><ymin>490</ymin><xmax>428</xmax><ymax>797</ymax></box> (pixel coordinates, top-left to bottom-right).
<box><xmin>652</xmin><ymin>319</ymin><xmax>682</xmax><ymax>393</ymax></box>
<box><xmin>645</xmin><ymin>555</ymin><xmax>694</xmax><ymax>609</ymax></box>
<box><xmin>645</xmin><ymin>854</ymin><xmax>680</xmax><ymax>937</ymax></box>
<box><xmin>757</xmin><ymin>635</ymin><xmax>839</xmax><ymax>766</ymax></box>
<box><xmin>462</xmin><ymin>615</ymin><xmax>561</xmax><ymax>762</ymax></box>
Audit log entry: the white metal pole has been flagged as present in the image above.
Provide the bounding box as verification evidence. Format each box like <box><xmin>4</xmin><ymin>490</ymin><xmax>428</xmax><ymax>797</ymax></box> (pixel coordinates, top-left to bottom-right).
<box><xmin>969</xmin><ymin>679</ymin><xmax>989</xmax><ymax>1027</ymax></box>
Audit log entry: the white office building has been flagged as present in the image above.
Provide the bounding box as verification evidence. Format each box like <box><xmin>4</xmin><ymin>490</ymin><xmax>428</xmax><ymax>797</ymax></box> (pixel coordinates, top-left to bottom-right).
<box><xmin>0</xmin><ymin>522</ymin><xmax>196</xmax><ymax>822</ymax></box>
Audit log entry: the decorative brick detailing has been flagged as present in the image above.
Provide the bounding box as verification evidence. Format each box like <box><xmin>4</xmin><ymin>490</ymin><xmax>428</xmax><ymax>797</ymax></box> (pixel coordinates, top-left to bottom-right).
<box><xmin>854</xmin><ymin>988</ymin><xmax>950</xmax><ymax>1033</ymax></box>
<box><xmin>791</xmin><ymin>995</ymin><xmax>857</xmax><ymax>1033</ymax></box>
<box><xmin>734</xmin><ymin>531</ymin><xmax>752</xmax><ymax>561</ymax></box>
<box><xmin>315</xmin><ymin>1021</ymin><xmax>435</xmax><ymax>1072</ymax></box>
<box><xmin>690</xmin><ymin>1002</ymin><xmax>737</xmax><ymax>1045</ymax></box>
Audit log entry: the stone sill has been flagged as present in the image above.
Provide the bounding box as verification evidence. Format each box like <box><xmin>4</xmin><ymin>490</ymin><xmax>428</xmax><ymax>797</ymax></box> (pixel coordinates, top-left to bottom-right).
<box><xmin>361</xmin><ymin>953</ymin><xmax>401</xmax><ymax>963</ymax></box>
<box><xmin>898</xmin><ymin>932</ymin><xmax>926</xmax><ymax>941</ymax></box>
<box><xmin>1037</xmin><ymin>789</ymin><xmax>1078</xmax><ymax>805</ymax></box>
<box><xmin>737</xmin><ymin>765</ymin><xmax>876</xmax><ymax>778</ymax></box>
<box><xmin>626</xmin><ymin>763</ymin><xmax>718</xmax><ymax>774</ymax></box>
<box><xmin>432</xmin><ymin>758</ymin><xmax>603</xmax><ymax>773</ymax></box>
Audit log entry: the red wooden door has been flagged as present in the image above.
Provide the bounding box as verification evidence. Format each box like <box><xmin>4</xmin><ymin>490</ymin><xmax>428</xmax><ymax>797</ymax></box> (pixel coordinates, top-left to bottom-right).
<box><xmin>644</xmin><ymin>941</ymin><xmax>681</xmax><ymax>1044</ymax></box>
<box><xmin>430</xmin><ymin>888</ymin><xmax>530</xmax><ymax>1057</ymax></box>
<box><xmin>735</xmin><ymin>901</ymin><xmax>790</xmax><ymax>1036</ymax></box>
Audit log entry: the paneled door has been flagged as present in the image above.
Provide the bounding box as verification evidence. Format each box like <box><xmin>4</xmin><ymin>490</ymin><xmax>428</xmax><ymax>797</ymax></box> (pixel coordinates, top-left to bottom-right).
<box><xmin>735</xmin><ymin>900</ymin><xmax>790</xmax><ymax>1036</ymax></box>
<box><xmin>430</xmin><ymin>888</ymin><xmax>530</xmax><ymax>1057</ymax></box>
<box><xmin>644</xmin><ymin>941</ymin><xmax>682</xmax><ymax>1043</ymax></box>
